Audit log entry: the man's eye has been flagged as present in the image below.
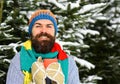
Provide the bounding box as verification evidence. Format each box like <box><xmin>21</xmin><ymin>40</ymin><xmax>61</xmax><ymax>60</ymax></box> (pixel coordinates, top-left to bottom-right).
<box><xmin>47</xmin><ymin>25</ymin><xmax>52</xmax><ymax>28</ymax></box>
<box><xmin>35</xmin><ymin>26</ymin><xmax>41</xmax><ymax>28</ymax></box>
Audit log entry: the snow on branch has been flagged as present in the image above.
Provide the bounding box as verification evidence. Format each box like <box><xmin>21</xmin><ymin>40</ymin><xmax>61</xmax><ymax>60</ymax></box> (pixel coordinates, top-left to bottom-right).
<box><xmin>79</xmin><ymin>29</ymin><xmax>100</xmax><ymax>36</ymax></box>
<box><xmin>56</xmin><ymin>39</ymin><xmax>89</xmax><ymax>48</ymax></box>
<box><xmin>8</xmin><ymin>41</ymin><xmax>22</xmax><ymax>54</ymax></box>
<box><xmin>79</xmin><ymin>3</ymin><xmax>107</xmax><ymax>14</ymax></box>
<box><xmin>83</xmin><ymin>75</ymin><xmax>102</xmax><ymax>83</ymax></box>
<box><xmin>0</xmin><ymin>56</ymin><xmax>7</xmax><ymax>59</ymax></box>
<box><xmin>3</xmin><ymin>59</ymin><xmax>11</xmax><ymax>63</ymax></box>
<box><xmin>73</xmin><ymin>56</ymin><xmax>95</xmax><ymax>70</ymax></box>
<box><xmin>0</xmin><ymin>70</ymin><xmax>5</xmax><ymax>78</ymax></box>
<box><xmin>48</xmin><ymin>0</ymin><xmax>66</xmax><ymax>10</ymax></box>
<box><xmin>48</xmin><ymin>0</ymin><xmax>80</xmax><ymax>10</ymax></box>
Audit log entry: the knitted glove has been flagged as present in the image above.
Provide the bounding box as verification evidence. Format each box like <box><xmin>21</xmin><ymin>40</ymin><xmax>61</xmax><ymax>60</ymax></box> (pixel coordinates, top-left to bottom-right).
<box><xmin>46</xmin><ymin>62</ymin><xmax>64</xmax><ymax>84</ymax></box>
<box><xmin>31</xmin><ymin>57</ymin><xmax>64</xmax><ymax>84</ymax></box>
<box><xmin>31</xmin><ymin>57</ymin><xmax>46</xmax><ymax>84</ymax></box>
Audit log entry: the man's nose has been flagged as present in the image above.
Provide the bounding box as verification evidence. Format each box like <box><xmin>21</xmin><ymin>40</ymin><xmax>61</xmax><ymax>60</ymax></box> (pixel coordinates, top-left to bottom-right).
<box><xmin>41</xmin><ymin>26</ymin><xmax>47</xmax><ymax>33</ymax></box>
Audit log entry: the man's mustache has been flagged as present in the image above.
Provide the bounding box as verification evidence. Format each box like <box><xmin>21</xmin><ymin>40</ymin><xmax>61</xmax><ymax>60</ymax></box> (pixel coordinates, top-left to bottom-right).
<box><xmin>36</xmin><ymin>33</ymin><xmax>51</xmax><ymax>38</ymax></box>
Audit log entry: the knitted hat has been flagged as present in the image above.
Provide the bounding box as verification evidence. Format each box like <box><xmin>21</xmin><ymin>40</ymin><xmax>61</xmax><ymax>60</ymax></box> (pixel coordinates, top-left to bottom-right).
<box><xmin>28</xmin><ymin>9</ymin><xmax>58</xmax><ymax>35</ymax></box>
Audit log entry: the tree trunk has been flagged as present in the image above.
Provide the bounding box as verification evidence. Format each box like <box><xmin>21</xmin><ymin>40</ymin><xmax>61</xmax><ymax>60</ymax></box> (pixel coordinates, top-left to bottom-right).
<box><xmin>0</xmin><ymin>0</ymin><xmax>4</xmax><ymax>23</ymax></box>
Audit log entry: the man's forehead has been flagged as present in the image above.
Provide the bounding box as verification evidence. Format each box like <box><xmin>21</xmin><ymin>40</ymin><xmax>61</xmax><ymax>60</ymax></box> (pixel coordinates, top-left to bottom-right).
<box><xmin>34</xmin><ymin>19</ymin><xmax>53</xmax><ymax>24</ymax></box>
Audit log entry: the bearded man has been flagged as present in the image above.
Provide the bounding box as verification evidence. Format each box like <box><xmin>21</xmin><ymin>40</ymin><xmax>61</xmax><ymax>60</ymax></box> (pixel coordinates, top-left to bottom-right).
<box><xmin>6</xmin><ymin>9</ymin><xmax>80</xmax><ymax>84</ymax></box>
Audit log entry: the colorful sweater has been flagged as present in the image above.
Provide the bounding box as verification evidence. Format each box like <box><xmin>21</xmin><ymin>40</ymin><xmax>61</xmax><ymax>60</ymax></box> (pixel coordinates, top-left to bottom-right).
<box><xmin>6</xmin><ymin>53</ymin><xmax>80</xmax><ymax>84</ymax></box>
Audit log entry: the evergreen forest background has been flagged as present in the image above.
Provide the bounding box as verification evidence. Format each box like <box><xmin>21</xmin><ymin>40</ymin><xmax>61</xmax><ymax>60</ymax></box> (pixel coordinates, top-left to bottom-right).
<box><xmin>0</xmin><ymin>0</ymin><xmax>120</xmax><ymax>84</ymax></box>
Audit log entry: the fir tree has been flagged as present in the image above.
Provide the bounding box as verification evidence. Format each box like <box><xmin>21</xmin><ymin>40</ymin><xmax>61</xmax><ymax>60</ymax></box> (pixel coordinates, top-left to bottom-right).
<box><xmin>1</xmin><ymin>0</ymin><xmax>120</xmax><ymax>84</ymax></box>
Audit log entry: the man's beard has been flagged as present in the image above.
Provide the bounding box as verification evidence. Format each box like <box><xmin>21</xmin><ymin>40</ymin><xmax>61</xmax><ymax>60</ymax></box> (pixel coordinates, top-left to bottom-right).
<box><xmin>31</xmin><ymin>32</ymin><xmax>55</xmax><ymax>53</ymax></box>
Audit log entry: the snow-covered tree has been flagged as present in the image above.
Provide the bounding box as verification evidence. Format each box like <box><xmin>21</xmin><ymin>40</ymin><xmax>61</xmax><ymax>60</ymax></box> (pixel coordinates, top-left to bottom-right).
<box><xmin>81</xmin><ymin>0</ymin><xmax>120</xmax><ymax>84</ymax></box>
<box><xmin>0</xmin><ymin>0</ymin><xmax>120</xmax><ymax>84</ymax></box>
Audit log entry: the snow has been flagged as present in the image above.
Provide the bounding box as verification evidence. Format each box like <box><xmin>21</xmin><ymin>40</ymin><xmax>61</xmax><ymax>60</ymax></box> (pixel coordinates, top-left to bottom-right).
<box><xmin>62</xmin><ymin>41</ymin><xmax>81</xmax><ymax>46</ymax></box>
<box><xmin>27</xmin><ymin>11</ymin><xmax>35</xmax><ymax>19</ymax></box>
<box><xmin>6</xmin><ymin>16</ymin><xmax>12</xmax><ymax>21</ymax></box>
<box><xmin>2</xmin><ymin>0</ymin><xmax>119</xmax><ymax>83</ymax></box>
<box><xmin>20</xmin><ymin>25</ymin><xmax>28</xmax><ymax>32</ymax></box>
<box><xmin>75</xmin><ymin>32</ymin><xmax>84</xmax><ymax>39</ymax></box>
<box><xmin>0</xmin><ymin>56</ymin><xmax>7</xmax><ymax>59</ymax></box>
<box><xmin>73</xmin><ymin>56</ymin><xmax>95</xmax><ymax>70</ymax></box>
<box><xmin>95</xmin><ymin>15</ymin><xmax>109</xmax><ymax>20</ymax></box>
<box><xmin>20</xmin><ymin>11</ymin><xmax>27</xmax><ymax>15</ymax></box>
<box><xmin>0</xmin><ymin>45</ymin><xmax>12</xmax><ymax>50</ymax></box>
<box><xmin>110</xmin><ymin>17</ymin><xmax>120</xmax><ymax>23</ymax></box>
<box><xmin>3</xmin><ymin>32</ymin><xmax>13</xmax><ymax>37</ymax></box>
<box><xmin>57</xmin><ymin>0</ymin><xmax>67</xmax><ymax>2</ymax></box>
<box><xmin>48</xmin><ymin>0</ymin><xmax>80</xmax><ymax>10</ymax></box>
<box><xmin>0</xmin><ymin>23</ymin><xmax>6</xmax><ymax>26</ymax></box>
<box><xmin>82</xmin><ymin>75</ymin><xmax>102</xmax><ymax>84</ymax></box>
<box><xmin>0</xmin><ymin>70</ymin><xmax>6</xmax><ymax>78</ymax></box>
<box><xmin>78</xmin><ymin>3</ymin><xmax>106</xmax><ymax>14</ymax></box>
<box><xmin>87</xmin><ymin>18</ymin><xmax>96</xmax><ymax>23</ymax></box>
<box><xmin>101</xmin><ymin>36</ymin><xmax>107</xmax><ymax>40</ymax></box>
<box><xmin>48</xmin><ymin>0</ymin><xmax>66</xmax><ymax>10</ymax></box>
<box><xmin>79</xmin><ymin>29</ymin><xmax>100</xmax><ymax>35</ymax></box>
<box><xmin>3</xmin><ymin>59</ymin><xmax>11</xmax><ymax>63</ymax></box>
<box><xmin>6</xmin><ymin>0</ymin><xmax>13</xmax><ymax>5</ymax></box>
<box><xmin>8</xmin><ymin>42</ymin><xmax>22</xmax><ymax>54</ymax></box>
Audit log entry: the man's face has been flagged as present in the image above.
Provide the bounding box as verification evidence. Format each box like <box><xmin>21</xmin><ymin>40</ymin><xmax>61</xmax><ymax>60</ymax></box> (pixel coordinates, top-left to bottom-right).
<box><xmin>31</xmin><ymin>19</ymin><xmax>55</xmax><ymax>53</ymax></box>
